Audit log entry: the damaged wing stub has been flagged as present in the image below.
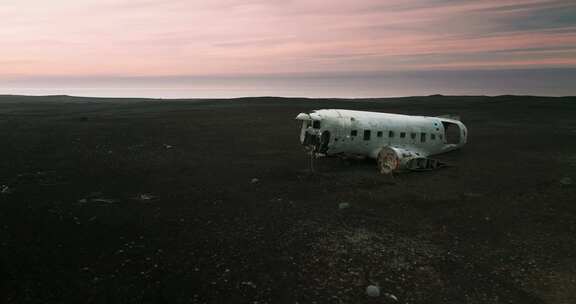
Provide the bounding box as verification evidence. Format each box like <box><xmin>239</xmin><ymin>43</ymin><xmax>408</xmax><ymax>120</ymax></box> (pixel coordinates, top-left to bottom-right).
<box><xmin>296</xmin><ymin>109</ymin><xmax>467</xmax><ymax>174</ymax></box>
<box><xmin>377</xmin><ymin>147</ymin><xmax>448</xmax><ymax>174</ymax></box>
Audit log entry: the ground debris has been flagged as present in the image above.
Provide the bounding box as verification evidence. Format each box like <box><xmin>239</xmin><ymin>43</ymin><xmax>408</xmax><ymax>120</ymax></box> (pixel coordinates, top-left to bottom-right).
<box><xmin>241</xmin><ymin>281</ymin><xmax>257</xmax><ymax>288</ymax></box>
<box><xmin>385</xmin><ymin>293</ymin><xmax>399</xmax><ymax>301</ymax></box>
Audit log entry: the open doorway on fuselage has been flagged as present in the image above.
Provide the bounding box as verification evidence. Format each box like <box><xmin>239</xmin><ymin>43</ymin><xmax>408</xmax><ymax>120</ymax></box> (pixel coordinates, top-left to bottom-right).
<box><xmin>442</xmin><ymin>122</ymin><xmax>461</xmax><ymax>144</ymax></box>
<box><xmin>319</xmin><ymin>131</ymin><xmax>331</xmax><ymax>153</ymax></box>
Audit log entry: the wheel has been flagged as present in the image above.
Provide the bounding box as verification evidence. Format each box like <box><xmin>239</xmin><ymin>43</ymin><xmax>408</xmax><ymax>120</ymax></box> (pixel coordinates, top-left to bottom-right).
<box><xmin>377</xmin><ymin>147</ymin><xmax>399</xmax><ymax>174</ymax></box>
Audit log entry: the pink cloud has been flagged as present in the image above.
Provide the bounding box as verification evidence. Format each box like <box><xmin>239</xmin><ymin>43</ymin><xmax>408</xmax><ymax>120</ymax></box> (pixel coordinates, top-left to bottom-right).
<box><xmin>0</xmin><ymin>0</ymin><xmax>575</xmax><ymax>79</ymax></box>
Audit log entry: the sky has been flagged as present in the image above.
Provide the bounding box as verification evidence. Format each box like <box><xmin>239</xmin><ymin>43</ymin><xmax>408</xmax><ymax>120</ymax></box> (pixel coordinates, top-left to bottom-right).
<box><xmin>1</xmin><ymin>0</ymin><xmax>575</xmax><ymax>98</ymax></box>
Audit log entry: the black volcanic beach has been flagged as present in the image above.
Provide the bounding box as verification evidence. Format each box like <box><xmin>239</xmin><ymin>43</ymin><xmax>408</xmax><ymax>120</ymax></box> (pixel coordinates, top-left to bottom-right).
<box><xmin>1</xmin><ymin>95</ymin><xmax>575</xmax><ymax>303</ymax></box>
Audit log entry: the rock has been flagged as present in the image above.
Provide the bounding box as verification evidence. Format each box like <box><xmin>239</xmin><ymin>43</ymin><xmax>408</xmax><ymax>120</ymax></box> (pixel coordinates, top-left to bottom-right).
<box><xmin>92</xmin><ymin>198</ymin><xmax>118</xmax><ymax>204</ymax></box>
<box><xmin>78</xmin><ymin>195</ymin><xmax>118</xmax><ymax>204</ymax></box>
<box><xmin>338</xmin><ymin>202</ymin><xmax>350</xmax><ymax>210</ymax></box>
<box><xmin>560</xmin><ymin>177</ymin><xmax>573</xmax><ymax>186</ymax></box>
<box><xmin>163</xmin><ymin>144</ymin><xmax>173</xmax><ymax>149</ymax></box>
<box><xmin>241</xmin><ymin>281</ymin><xmax>257</xmax><ymax>288</ymax></box>
<box><xmin>0</xmin><ymin>185</ymin><xmax>11</xmax><ymax>194</ymax></box>
<box><xmin>136</xmin><ymin>194</ymin><xmax>155</xmax><ymax>201</ymax></box>
<box><xmin>366</xmin><ymin>285</ymin><xmax>380</xmax><ymax>297</ymax></box>
<box><xmin>250</xmin><ymin>178</ymin><xmax>259</xmax><ymax>184</ymax></box>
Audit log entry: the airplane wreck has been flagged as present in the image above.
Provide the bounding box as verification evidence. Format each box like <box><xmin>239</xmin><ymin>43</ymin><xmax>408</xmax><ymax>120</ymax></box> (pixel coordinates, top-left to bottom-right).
<box><xmin>296</xmin><ymin>109</ymin><xmax>467</xmax><ymax>174</ymax></box>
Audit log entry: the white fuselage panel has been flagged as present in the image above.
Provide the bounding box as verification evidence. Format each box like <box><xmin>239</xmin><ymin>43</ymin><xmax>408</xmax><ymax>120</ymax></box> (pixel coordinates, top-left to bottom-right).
<box><xmin>297</xmin><ymin>109</ymin><xmax>467</xmax><ymax>159</ymax></box>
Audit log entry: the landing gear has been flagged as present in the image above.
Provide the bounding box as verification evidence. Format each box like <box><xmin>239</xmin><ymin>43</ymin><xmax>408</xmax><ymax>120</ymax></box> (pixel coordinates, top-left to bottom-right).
<box><xmin>306</xmin><ymin>147</ymin><xmax>316</xmax><ymax>173</ymax></box>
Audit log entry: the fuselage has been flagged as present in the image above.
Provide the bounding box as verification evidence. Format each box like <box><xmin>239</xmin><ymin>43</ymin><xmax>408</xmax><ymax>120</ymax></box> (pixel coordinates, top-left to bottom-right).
<box><xmin>296</xmin><ymin>109</ymin><xmax>467</xmax><ymax>159</ymax></box>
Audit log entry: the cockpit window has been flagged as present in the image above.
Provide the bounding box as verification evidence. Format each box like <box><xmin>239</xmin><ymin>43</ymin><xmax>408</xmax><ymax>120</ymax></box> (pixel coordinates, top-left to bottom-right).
<box><xmin>312</xmin><ymin>121</ymin><xmax>321</xmax><ymax>129</ymax></box>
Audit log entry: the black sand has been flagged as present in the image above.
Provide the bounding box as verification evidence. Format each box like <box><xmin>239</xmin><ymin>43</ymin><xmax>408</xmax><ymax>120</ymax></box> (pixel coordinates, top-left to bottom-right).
<box><xmin>0</xmin><ymin>95</ymin><xmax>575</xmax><ymax>303</ymax></box>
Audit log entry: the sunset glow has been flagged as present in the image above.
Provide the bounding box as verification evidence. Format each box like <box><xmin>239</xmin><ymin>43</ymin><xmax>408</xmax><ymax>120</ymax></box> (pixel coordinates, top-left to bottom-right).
<box><xmin>1</xmin><ymin>0</ymin><xmax>575</xmax><ymax>97</ymax></box>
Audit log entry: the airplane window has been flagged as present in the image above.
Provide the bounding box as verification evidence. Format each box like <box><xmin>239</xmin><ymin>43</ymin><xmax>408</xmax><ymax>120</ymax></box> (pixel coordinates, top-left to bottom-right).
<box><xmin>400</xmin><ymin>132</ymin><xmax>406</xmax><ymax>138</ymax></box>
<box><xmin>351</xmin><ymin>130</ymin><xmax>357</xmax><ymax>136</ymax></box>
<box><xmin>389</xmin><ymin>131</ymin><xmax>394</xmax><ymax>138</ymax></box>
<box><xmin>377</xmin><ymin>131</ymin><xmax>383</xmax><ymax>137</ymax></box>
<box><xmin>411</xmin><ymin>133</ymin><xmax>416</xmax><ymax>139</ymax></box>
<box><xmin>431</xmin><ymin>134</ymin><xmax>436</xmax><ymax>140</ymax></box>
<box><xmin>313</xmin><ymin>121</ymin><xmax>321</xmax><ymax>129</ymax></box>
<box><xmin>421</xmin><ymin>133</ymin><xmax>426</xmax><ymax>142</ymax></box>
<box><xmin>363</xmin><ymin>130</ymin><xmax>371</xmax><ymax>141</ymax></box>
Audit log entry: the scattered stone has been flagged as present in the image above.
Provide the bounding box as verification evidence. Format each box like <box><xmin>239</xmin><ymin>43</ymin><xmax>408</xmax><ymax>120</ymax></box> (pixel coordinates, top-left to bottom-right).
<box><xmin>560</xmin><ymin>177</ymin><xmax>573</xmax><ymax>186</ymax></box>
<box><xmin>78</xmin><ymin>196</ymin><xmax>119</xmax><ymax>204</ymax></box>
<box><xmin>338</xmin><ymin>202</ymin><xmax>350</xmax><ymax>210</ymax></box>
<box><xmin>241</xmin><ymin>281</ymin><xmax>257</xmax><ymax>288</ymax></box>
<box><xmin>163</xmin><ymin>144</ymin><xmax>174</xmax><ymax>149</ymax></box>
<box><xmin>1</xmin><ymin>185</ymin><xmax>11</xmax><ymax>194</ymax></box>
<box><xmin>366</xmin><ymin>285</ymin><xmax>380</xmax><ymax>297</ymax></box>
<box><xmin>135</xmin><ymin>194</ymin><xmax>155</xmax><ymax>201</ymax></box>
<box><xmin>92</xmin><ymin>198</ymin><xmax>118</xmax><ymax>204</ymax></box>
<box><xmin>250</xmin><ymin>178</ymin><xmax>260</xmax><ymax>184</ymax></box>
<box><xmin>384</xmin><ymin>293</ymin><xmax>399</xmax><ymax>301</ymax></box>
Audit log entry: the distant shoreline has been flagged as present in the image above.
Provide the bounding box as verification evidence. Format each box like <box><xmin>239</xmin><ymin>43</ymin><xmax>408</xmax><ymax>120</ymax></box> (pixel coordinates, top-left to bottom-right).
<box><xmin>1</xmin><ymin>94</ymin><xmax>574</xmax><ymax>102</ymax></box>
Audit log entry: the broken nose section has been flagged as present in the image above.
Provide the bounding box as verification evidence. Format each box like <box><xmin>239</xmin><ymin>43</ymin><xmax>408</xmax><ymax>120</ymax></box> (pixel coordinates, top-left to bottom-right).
<box><xmin>303</xmin><ymin>131</ymin><xmax>320</xmax><ymax>147</ymax></box>
<box><xmin>302</xmin><ymin>129</ymin><xmax>332</xmax><ymax>155</ymax></box>
<box><xmin>297</xmin><ymin>111</ymin><xmax>330</xmax><ymax>155</ymax></box>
